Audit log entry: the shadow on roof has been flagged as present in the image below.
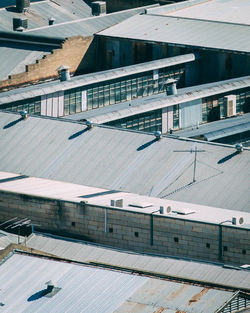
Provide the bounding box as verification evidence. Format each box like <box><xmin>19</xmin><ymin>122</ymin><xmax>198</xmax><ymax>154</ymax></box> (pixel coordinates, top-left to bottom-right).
<box><xmin>27</xmin><ymin>289</ymin><xmax>50</xmax><ymax>302</ymax></box>
<box><xmin>137</xmin><ymin>138</ymin><xmax>158</xmax><ymax>151</ymax></box>
<box><xmin>217</xmin><ymin>151</ymin><xmax>239</xmax><ymax>164</ymax></box>
<box><xmin>3</xmin><ymin>117</ymin><xmax>22</xmax><ymax>129</ymax></box>
<box><xmin>68</xmin><ymin>127</ymin><xmax>88</xmax><ymax>140</ymax></box>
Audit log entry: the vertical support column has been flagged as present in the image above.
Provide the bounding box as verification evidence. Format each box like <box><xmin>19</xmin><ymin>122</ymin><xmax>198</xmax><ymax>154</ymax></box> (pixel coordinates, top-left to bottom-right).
<box><xmin>161</xmin><ymin>107</ymin><xmax>168</xmax><ymax>134</ymax></box>
<box><xmin>104</xmin><ymin>208</ymin><xmax>108</xmax><ymax>233</ymax></box>
<box><xmin>82</xmin><ymin>90</ymin><xmax>87</xmax><ymax>112</ymax></box>
<box><xmin>218</xmin><ymin>224</ymin><xmax>223</xmax><ymax>262</ymax></box>
<box><xmin>150</xmin><ymin>214</ymin><xmax>154</xmax><ymax>246</ymax></box>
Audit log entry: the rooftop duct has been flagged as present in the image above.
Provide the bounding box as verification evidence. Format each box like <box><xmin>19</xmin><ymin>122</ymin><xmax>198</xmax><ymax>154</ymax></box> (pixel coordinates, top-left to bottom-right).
<box><xmin>45</xmin><ymin>280</ymin><xmax>55</xmax><ymax>293</ymax></box>
<box><xmin>13</xmin><ymin>17</ymin><xmax>28</xmax><ymax>31</ymax></box>
<box><xmin>16</xmin><ymin>0</ymin><xmax>30</xmax><ymax>13</ymax></box>
<box><xmin>110</xmin><ymin>199</ymin><xmax>123</xmax><ymax>208</ymax></box>
<box><xmin>165</xmin><ymin>78</ymin><xmax>177</xmax><ymax>96</ymax></box>
<box><xmin>57</xmin><ymin>65</ymin><xmax>70</xmax><ymax>82</ymax></box>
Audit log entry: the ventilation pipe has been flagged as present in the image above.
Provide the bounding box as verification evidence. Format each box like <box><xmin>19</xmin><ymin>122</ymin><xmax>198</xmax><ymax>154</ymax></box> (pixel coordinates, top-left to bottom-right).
<box><xmin>13</xmin><ymin>17</ymin><xmax>28</xmax><ymax>31</ymax></box>
<box><xmin>45</xmin><ymin>280</ymin><xmax>55</xmax><ymax>293</ymax></box>
<box><xmin>165</xmin><ymin>78</ymin><xmax>177</xmax><ymax>96</ymax></box>
<box><xmin>57</xmin><ymin>65</ymin><xmax>70</xmax><ymax>82</ymax></box>
<box><xmin>16</xmin><ymin>0</ymin><xmax>30</xmax><ymax>13</ymax></box>
<box><xmin>49</xmin><ymin>17</ymin><xmax>55</xmax><ymax>26</ymax></box>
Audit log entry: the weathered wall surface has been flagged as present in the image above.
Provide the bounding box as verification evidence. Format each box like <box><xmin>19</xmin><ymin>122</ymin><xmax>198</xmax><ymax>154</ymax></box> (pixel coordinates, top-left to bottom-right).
<box><xmin>0</xmin><ymin>36</ymin><xmax>95</xmax><ymax>90</ymax></box>
<box><xmin>0</xmin><ymin>190</ymin><xmax>249</xmax><ymax>265</ymax></box>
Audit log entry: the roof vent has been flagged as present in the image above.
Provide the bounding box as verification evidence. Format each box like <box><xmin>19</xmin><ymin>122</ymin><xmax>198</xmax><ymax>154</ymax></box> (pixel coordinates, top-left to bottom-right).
<box><xmin>232</xmin><ymin>217</ymin><xmax>244</xmax><ymax>225</ymax></box>
<box><xmin>92</xmin><ymin>1</ymin><xmax>106</xmax><ymax>16</ymax></box>
<box><xmin>110</xmin><ymin>199</ymin><xmax>123</xmax><ymax>208</ymax></box>
<box><xmin>86</xmin><ymin>120</ymin><xmax>93</xmax><ymax>129</ymax></box>
<box><xmin>20</xmin><ymin>110</ymin><xmax>28</xmax><ymax>119</ymax></box>
<box><xmin>154</xmin><ymin>131</ymin><xmax>162</xmax><ymax>140</ymax></box>
<box><xmin>173</xmin><ymin>208</ymin><xmax>196</xmax><ymax>215</ymax></box>
<box><xmin>165</xmin><ymin>78</ymin><xmax>177</xmax><ymax>96</ymax></box>
<box><xmin>129</xmin><ymin>202</ymin><xmax>153</xmax><ymax>209</ymax></box>
<box><xmin>16</xmin><ymin>0</ymin><xmax>30</xmax><ymax>13</ymax></box>
<box><xmin>235</xmin><ymin>143</ymin><xmax>243</xmax><ymax>153</ymax></box>
<box><xmin>159</xmin><ymin>205</ymin><xmax>171</xmax><ymax>214</ymax></box>
<box><xmin>13</xmin><ymin>17</ymin><xmax>28</xmax><ymax>31</ymax></box>
<box><xmin>57</xmin><ymin>65</ymin><xmax>70</xmax><ymax>82</ymax></box>
<box><xmin>46</xmin><ymin>280</ymin><xmax>55</xmax><ymax>293</ymax></box>
<box><xmin>49</xmin><ymin>17</ymin><xmax>55</xmax><ymax>26</ymax></box>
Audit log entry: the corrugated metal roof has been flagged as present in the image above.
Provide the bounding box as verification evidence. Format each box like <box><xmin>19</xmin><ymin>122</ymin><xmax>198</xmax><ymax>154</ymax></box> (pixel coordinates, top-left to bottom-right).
<box><xmin>97</xmin><ymin>13</ymin><xmax>250</xmax><ymax>54</ymax></box>
<box><xmin>0</xmin><ymin>53</ymin><xmax>195</xmax><ymax>104</ymax></box>
<box><xmin>0</xmin><ymin>43</ymin><xmax>51</xmax><ymax>80</ymax></box>
<box><xmin>147</xmin><ymin>0</ymin><xmax>250</xmax><ymax>26</ymax></box>
<box><xmin>0</xmin><ymin>0</ymin><xmax>93</xmax><ymax>32</ymax></box>
<box><xmin>0</xmin><ymin>230</ymin><xmax>23</xmax><ymax>249</ymax></box>
<box><xmin>66</xmin><ymin>76</ymin><xmax>250</xmax><ymax>124</ymax></box>
<box><xmin>175</xmin><ymin>113</ymin><xmax>250</xmax><ymax>139</ymax></box>
<box><xmin>0</xmin><ymin>253</ymin><xmax>148</xmax><ymax>313</ymax></box>
<box><xmin>0</xmin><ymin>111</ymin><xmax>249</xmax><ymax>212</ymax></box>
<box><xmin>26</xmin><ymin>233</ymin><xmax>250</xmax><ymax>291</ymax></box>
<box><xmin>24</xmin><ymin>4</ymin><xmax>159</xmax><ymax>37</ymax></box>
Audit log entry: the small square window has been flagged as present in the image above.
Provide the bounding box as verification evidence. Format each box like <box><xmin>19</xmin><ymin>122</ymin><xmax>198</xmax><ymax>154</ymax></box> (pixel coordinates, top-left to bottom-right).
<box><xmin>242</xmin><ymin>249</ymin><xmax>246</xmax><ymax>255</ymax></box>
<box><xmin>223</xmin><ymin>246</ymin><xmax>228</xmax><ymax>252</ymax></box>
<box><xmin>109</xmin><ymin>227</ymin><xmax>113</xmax><ymax>233</ymax></box>
<box><xmin>206</xmin><ymin>243</ymin><xmax>210</xmax><ymax>248</ymax></box>
<box><xmin>135</xmin><ymin>232</ymin><xmax>139</xmax><ymax>238</ymax></box>
<box><xmin>71</xmin><ymin>221</ymin><xmax>75</xmax><ymax>227</ymax></box>
<box><xmin>174</xmin><ymin>237</ymin><xmax>179</xmax><ymax>243</ymax></box>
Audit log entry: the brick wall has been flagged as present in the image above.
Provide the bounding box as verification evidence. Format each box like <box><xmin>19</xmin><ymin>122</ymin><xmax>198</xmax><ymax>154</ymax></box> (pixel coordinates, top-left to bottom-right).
<box><xmin>0</xmin><ymin>190</ymin><xmax>249</xmax><ymax>265</ymax></box>
<box><xmin>0</xmin><ymin>36</ymin><xmax>95</xmax><ymax>90</ymax></box>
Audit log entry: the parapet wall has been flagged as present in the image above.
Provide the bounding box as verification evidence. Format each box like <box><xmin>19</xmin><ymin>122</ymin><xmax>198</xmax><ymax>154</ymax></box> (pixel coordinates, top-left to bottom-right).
<box><xmin>0</xmin><ymin>190</ymin><xmax>249</xmax><ymax>265</ymax></box>
<box><xmin>0</xmin><ymin>36</ymin><xmax>94</xmax><ymax>90</ymax></box>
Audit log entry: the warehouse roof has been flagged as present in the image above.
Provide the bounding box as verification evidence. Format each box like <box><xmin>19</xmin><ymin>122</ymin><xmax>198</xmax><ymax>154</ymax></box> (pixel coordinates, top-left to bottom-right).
<box><xmin>0</xmin><ymin>53</ymin><xmax>195</xmax><ymax>104</ymax></box>
<box><xmin>0</xmin><ymin>5</ymin><xmax>156</xmax><ymax>82</ymax></box>
<box><xmin>97</xmin><ymin>14</ymin><xmax>250</xmax><ymax>54</ymax></box>
<box><xmin>175</xmin><ymin>113</ymin><xmax>250</xmax><ymax>140</ymax></box>
<box><xmin>0</xmin><ymin>252</ymin><xmax>239</xmax><ymax>313</ymax></box>
<box><xmin>147</xmin><ymin>0</ymin><xmax>250</xmax><ymax>25</ymax></box>
<box><xmin>26</xmin><ymin>232</ymin><xmax>250</xmax><ymax>291</ymax></box>
<box><xmin>24</xmin><ymin>4</ymin><xmax>158</xmax><ymax>38</ymax></box>
<box><xmin>66</xmin><ymin>76</ymin><xmax>250</xmax><ymax>123</ymax></box>
<box><xmin>0</xmin><ymin>111</ymin><xmax>249</xmax><ymax>212</ymax></box>
<box><xmin>0</xmin><ymin>0</ymin><xmax>93</xmax><ymax>31</ymax></box>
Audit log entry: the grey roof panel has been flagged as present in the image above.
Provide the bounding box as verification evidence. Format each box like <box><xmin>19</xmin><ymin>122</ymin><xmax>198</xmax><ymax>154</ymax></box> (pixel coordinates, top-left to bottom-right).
<box><xmin>97</xmin><ymin>14</ymin><xmax>250</xmax><ymax>54</ymax></box>
<box><xmin>175</xmin><ymin>113</ymin><xmax>250</xmax><ymax>138</ymax></box>
<box><xmin>0</xmin><ymin>253</ymin><xmax>148</xmax><ymax>313</ymax></box>
<box><xmin>0</xmin><ymin>111</ymin><xmax>249</xmax><ymax>212</ymax></box>
<box><xmin>26</xmin><ymin>233</ymin><xmax>250</xmax><ymax>290</ymax></box>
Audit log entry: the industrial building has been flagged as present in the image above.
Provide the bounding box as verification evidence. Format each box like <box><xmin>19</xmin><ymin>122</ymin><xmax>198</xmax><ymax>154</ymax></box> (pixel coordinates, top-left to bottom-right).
<box><xmin>1</xmin><ymin>251</ymin><xmax>249</xmax><ymax>313</ymax></box>
<box><xmin>97</xmin><ymin>0</ymin><xmax>250</xmax><ymax>84</ymax></box>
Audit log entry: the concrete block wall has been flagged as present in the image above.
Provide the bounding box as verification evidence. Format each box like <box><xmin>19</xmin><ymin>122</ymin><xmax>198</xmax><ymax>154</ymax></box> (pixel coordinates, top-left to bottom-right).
<box><xmin>0</xmin><ymin>190</ymin><xmax>249</xmax><ymax>265</ymax></box>
<box><xmin>0</xmin><ymin>36</ymin><xmax>94</xmax><ymax>90</ymax></box>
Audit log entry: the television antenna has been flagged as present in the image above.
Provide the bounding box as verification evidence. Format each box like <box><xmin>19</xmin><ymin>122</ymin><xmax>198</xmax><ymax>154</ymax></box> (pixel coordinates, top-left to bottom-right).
<box><xmin>173</xmin><ymin>146</ymin><xmax>205</xmax><ymax>183</ymax></box>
